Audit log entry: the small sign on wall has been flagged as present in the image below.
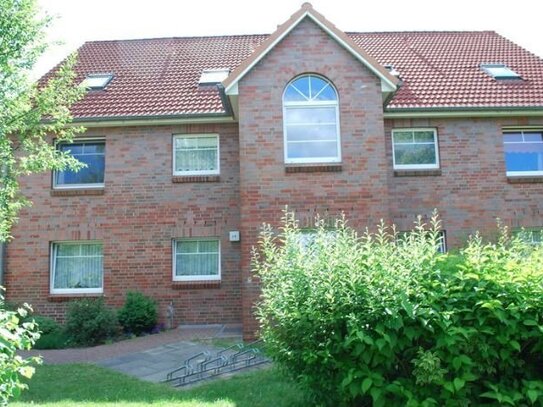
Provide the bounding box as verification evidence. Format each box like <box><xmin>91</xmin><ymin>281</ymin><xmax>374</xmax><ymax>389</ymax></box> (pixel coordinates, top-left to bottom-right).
<box><xmin>229</xmin><ymin>231</ymin><xmax>240</xmax><ymax>242</ymax></box>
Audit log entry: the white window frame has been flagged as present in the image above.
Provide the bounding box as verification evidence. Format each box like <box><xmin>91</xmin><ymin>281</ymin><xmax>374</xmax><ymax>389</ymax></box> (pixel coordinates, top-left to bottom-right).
<box><xmin>50</xmin><ymin>241</ymin><xmax>104</xmax><ymax>294</ymax></box>
<box><xmin>503</xmin><ymin>130</ymin><xmax>543</xmax><ymax>177</ymax></box>
<box><xmin>172</xmin><ymin>238</ymin><xmax>221</xmax><ymax>282</ymax></box>
<box><xmin>283</xmin><ymin>75</ymin><xmax>341</xmax><ymax>164</ymax></box>
<box><xmin>172</xmin><ymin>134</ymin><xmax>220</xmax><ymax>176</ymax></box>
<box><xmin>392</xmin><ymin>128</ymin><xmax>440</xmax><ymax>170</ymax></box>
<box><xmin>53</xmin><ymin>138</ymin><xmax>106</xmax><ymax>189</ymax></box>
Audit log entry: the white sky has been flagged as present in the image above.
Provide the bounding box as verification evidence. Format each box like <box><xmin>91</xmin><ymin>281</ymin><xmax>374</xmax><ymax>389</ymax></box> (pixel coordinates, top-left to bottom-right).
<box><xmin>34</xmin><ymin>0</ymin><xmax>543</xmax><ymax>78</ymax></box>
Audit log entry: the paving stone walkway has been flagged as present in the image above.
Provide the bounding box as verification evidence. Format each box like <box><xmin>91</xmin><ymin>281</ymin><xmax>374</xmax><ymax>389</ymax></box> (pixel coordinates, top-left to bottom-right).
<box><xmin>21</xmin><ymin>324</ymin><xmax>244</xmax><ymax>383</ymax></box>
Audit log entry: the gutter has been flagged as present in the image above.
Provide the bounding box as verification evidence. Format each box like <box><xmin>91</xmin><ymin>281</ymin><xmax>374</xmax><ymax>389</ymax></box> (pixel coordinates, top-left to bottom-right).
<box><xmin>216</xmin><ymin>84</ymin><xmax>233</xmax><ymax>118</ymax></box>
<box><xmin>384</xmin><ymin>106</ymin><xmax>543</xmax><ymax>119</ymax></box>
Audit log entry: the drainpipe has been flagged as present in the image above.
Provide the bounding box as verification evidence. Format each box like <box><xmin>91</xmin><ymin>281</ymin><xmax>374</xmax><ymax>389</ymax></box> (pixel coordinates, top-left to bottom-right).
<box><xmin>0</xmin><ymin>163</ymin><xmax>7</xmax><ymax>287</ymax></box>
<box><xmin>0</xmin><ymin>242</ymin><xmax>5</xmax><ymax>287</ymax></box>
<box><xmin>217</xmin><ymin>84</ymin><xmax>233</xmax><ymax>118</ymax></box>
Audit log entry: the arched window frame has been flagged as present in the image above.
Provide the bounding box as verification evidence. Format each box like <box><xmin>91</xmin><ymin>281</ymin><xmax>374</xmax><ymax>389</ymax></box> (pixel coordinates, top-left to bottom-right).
<box><xmin>282</xmin><ymin>74</ymin><xmax>341</xmax><ymax>164</ymax></box>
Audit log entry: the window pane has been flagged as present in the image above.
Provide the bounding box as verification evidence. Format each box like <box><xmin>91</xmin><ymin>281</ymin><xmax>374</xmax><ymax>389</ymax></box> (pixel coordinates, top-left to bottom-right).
<box><xmin>283</xmin><ymin>86</ymin><xmax>307</xmax><ymax>102</ymax></box>
<box><xmin>503</xmin><ymin>133</ymin><xmax>523</xmax><ymax>143</ymax></box>
<box><xmin>309</xmin><ymin>76</ymin><xmax>337</xmax><ymax>101</ymax></box>
<box><xmin>174</xmin><ymin>136</ymin><xmax>218</xmax><ymax>173</ymax></box>
<box><xmin>394</xmin><ymin>144</ymin><xmax>437</xmax><ymax>165</ymax></box>
<box><xmin>175</xmin><ymin>239</ymin><xmax>219</xmax><ymax>278</ymax></box>
<box><xmin>53</xmin><ymin>243</ymin><xmax>103</xmax><ymax>291</ymax></box>
<box><xmin>286</xmin><ymin>124</ymin><xmax>337</xmax><ymax>141</ymax></box>
<box><xmin>523</xmin><ymin>132</ymin><xmax>543</xmax><ymax>142</ymax></box>
<box><xmin>285</xmin><ymin>107</ymin><xmax>336</xmax><ymax>124</ymax></box>
<box><xmin>504</xmin><ymin>142</ymin><xmax>543</xmax><ymax>172</ymax></box>
<box><xmin>287</xmin><ymin>141</ymin><xmax>338</xmax><ymax>159</ymax></box>
<box><xmin>313</xmin><ymin>85</ymin><xmax>337</xmax><ymax>101</ymax></box>
<box><xmin>56</xmin><ymin>142</ymin><xmax>105</xmax><ymax>186</ymax></box>
<box><xmin>414</xmin><ymin>131</ymin><xmax>435</xmax><ymax>143</ymax></box>
<box><xmin>393</xmin><ymin>131</ymin><xmax>413</xmax><ymax>143</ymax></box>
<box><xmin>288</xmin><ymin>76</ymin><xmax>310</xmax><ymax>100</ymax></box>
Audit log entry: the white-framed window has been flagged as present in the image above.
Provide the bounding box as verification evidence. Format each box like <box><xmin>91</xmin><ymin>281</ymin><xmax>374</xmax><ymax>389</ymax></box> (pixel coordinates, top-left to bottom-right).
<box><xmin>513</xmin><ymin>228</ymin><xmax>543</xmax><ymax>245</ymax></box>
<box><xmin>53</xmin><ymin>139</ymin><xmax>105</xmax><ymax>189</ymax></box>
<box><xmin>480</xmin><ymin>64</ymin><xmax>521</xmax><ymax>80</ymax></box>
<box><xmin>503</xmin><ymin>131</ymin><xmax>543</xmax><ymax>176</ymax></box>
<box><xmin>173</xmin><ymin>238</ymin><xmax>220</xmax><ymax>281</ymax></box>
<box><xmin>173</xmin><ymin>134</ymin><xmax>220</xmax><ymax>175</ymax></box>
<box><xmin>392</xmin><ymin>129</ymin><xmax>439</xmax><ymax>170</ymax></box>
<box><xmin>283</xmin><ymin>74</ymin><xmax>341</xmax><ymax>164</ymax></box>
<box><xmin>50</xmin><ymin>241</ymin><xmax>103</xmax><ymax>294</ymax></box>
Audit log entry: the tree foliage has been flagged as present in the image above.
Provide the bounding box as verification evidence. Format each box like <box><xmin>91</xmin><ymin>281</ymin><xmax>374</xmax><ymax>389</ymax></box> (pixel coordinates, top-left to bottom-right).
<box><xmin>0</xmin><ymin>0</ymin><xmax>85</xmax><ymax>242</ymax></box>
<box><xmin>254</xmin><ymin>211</ymin><xmax>543</xmax><ymax>406</ymax></box>
<box><xmin>0</xmin><ymin>289</ymin><xmax>41</xmax><ymax>406</ymax></box>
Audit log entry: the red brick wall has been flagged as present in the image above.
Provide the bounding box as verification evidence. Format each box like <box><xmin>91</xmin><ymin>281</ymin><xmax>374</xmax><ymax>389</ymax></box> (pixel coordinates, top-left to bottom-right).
<box><xmin>5</xmin><ymin>123</ymin><xmax>242</xmax><ymax>326</ymax></box>
<box><xmin>237</xmin><ymin>17</ymin><xmax>391</xmax><ymax>339</ymax></box>
<box><xmin>385</xmin><ymin>117</ymin><xmax>543</xmax><ymax>247</ymax></box>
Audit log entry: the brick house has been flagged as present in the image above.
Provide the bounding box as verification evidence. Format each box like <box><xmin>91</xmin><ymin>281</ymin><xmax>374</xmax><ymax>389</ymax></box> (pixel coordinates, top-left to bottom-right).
<box><xmin>4</xmin><ymin>3</ymin><xmax>543</xmax><ymax>338</ymax></box>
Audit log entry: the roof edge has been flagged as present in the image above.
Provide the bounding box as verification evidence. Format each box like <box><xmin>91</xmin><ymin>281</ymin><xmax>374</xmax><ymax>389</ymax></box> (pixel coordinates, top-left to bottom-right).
<box><xmin>66</xmin><ymin>113</ymin><xmax>236</xmax><ymax>128</ymax></box>
<box><xmin>384</xmin><ymin>106</ymin><xmax>543</xmax><ymax>118</ymax></box>
<box><xmin>223</xmin><ymin>3</ymin><xmax>399</xmax><ymax>94</ymax></box>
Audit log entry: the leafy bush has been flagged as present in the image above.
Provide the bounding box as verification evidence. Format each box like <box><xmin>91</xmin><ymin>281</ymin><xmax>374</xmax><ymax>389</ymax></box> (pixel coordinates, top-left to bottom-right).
<box><xmin>118</xmin><ymin>291</ymin><xmax>158</xmax><ymax>335</ymax></box>
<box><xmin>27</xmin><ymin>316</ymin><xmax>69</xmax><ymax>349</ymax></box>
<box><xmin>65</xmin><ymin>298</ymin><xmax>119</xmax><ymax>346</ymax></box>
<box><xmin>254</xmin><ymin>211</ymin><xmax>543</xmax><ymax>406</ymax></box>
<box><xmin>0</xmin><ymin>287</ymin><xmax>41</xmax><ymax>405</ymax></box>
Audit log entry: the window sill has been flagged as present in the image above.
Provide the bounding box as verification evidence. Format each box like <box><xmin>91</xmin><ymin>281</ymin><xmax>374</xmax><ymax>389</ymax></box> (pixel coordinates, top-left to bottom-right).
<box><xmin>394</xmin><ymin>169</ymin><xmax>442</xmax><ymax>177</ymax></box>
<box><xmin>172</xmin><ymin>175</ymin><xmax>220</xmax><ymax>183</ymax></box>
<box><xmin>51</xmin><ymin>188</ymin><xmax>105</xmax><ymax>196</ymax></box>
<box><xmin>48</xmin><ymin>293</ymin><xmax>104</xmax><ymax>302</ymax></box>
<box><xmin>285</xmin><ymin>163</ymin><xmax>342</xmax><ymax>173</ymax></box>
<box><xmin>507</xmin><ymin>176</ymin><xmax>543</xmax><ymax>184</ymax></box>
<box><xmin>172</xmin><ymin>281</ymin><xmax>221</xmax><ymax>289</ymax></box>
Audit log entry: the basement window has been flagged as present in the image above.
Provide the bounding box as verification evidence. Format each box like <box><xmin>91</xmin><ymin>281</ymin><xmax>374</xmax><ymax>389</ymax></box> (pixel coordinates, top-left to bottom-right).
<box><xmin>481</xmin><ymin>64</ymin><xmax>521</xmax><ymax>80</ymax></box>
<box><xmin>199</xmin><ymin>69</ymin><xmax>230</xmax><ymax>85</ymax></box>
<box><xmin>81</xmin><ymin>74</ymin><xmax>113</xmax><ymax>90</ymax></box>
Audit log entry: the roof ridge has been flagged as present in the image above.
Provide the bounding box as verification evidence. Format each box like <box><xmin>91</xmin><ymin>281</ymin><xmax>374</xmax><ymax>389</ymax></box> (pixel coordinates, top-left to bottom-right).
<box><xmin>347</xmin><ymin>30</ymin><xmax>497</xmax><ymax>35</ymax></box>
<box><xmin>83</xmin><ymin>33</ymin><xmax>270</xmax><ymax>44</ymax></box>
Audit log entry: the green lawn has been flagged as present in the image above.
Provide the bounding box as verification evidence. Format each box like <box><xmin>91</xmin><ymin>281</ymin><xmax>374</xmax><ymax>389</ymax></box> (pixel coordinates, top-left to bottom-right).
<box><xmin>12</xmin><ymin>363</ymin><xmax>306</xmax><ymax>407</ymax></box>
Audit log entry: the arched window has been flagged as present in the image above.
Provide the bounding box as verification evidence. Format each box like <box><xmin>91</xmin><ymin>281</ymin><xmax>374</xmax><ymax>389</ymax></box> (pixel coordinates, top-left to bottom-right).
<box><xmin>283</xmin><ymin>74</ymin><xmax>340</xmax><ymax>163</ymax></box>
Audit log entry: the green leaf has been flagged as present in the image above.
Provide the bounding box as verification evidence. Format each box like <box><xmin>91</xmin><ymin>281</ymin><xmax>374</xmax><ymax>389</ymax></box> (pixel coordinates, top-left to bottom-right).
<box><xmin>524</xmin><ymin>319</ymin><xmax>538</xmax><ymax>326</ymax></box>
<box><xmin>527</xmin><ymin>389</ymin><xmax>539</xmax><ymax>404</ymax></box>
<box><xmin>453</xmin><ymin>377</ymin><xmax>465</xmax><ymax>392</ymax></box>
<box><xmin>510</xmin><ymin>340</ymin><xmax>521</xmax><ymax>352</ymax></box>
<box><xmin>362</xmin><ymin>377</ymin><xmax>373</xmax><ymax>394</ymax></box>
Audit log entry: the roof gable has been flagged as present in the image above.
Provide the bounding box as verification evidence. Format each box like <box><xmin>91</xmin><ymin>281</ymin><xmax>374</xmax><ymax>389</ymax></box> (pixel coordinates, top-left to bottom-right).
<box><xmin>222</xmin><ymin>3</ymin><xmax>400</xmax><ymax>95</ymax></box>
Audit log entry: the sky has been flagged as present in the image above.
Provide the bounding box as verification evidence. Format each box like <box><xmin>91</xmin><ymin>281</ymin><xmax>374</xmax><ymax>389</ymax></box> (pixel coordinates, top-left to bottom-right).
<box><xmin>34</xmin><ymin>0</ymin><xmax>543</xmax><ymax>78</ymax></box>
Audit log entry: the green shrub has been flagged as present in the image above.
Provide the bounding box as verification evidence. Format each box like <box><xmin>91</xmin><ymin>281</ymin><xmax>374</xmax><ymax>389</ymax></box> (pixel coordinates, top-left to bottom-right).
<box><xmin>118</xmin><ymin>291</ymin><xmax>158</xmax><ymax>335</ymax></box>
<box><xmin>254</xmin><ymin>211</ymin><xmax>543</xmax><ymax>406</ymax></box>
<box><xmin>65</xmin><ymin>299</ymin><xmax>119</xmax><ymax>346</ymax></box>
<box><xmin>27</xmin><ymin>315</ymin><xmax>69</xmax><ymax>349</ymax></box>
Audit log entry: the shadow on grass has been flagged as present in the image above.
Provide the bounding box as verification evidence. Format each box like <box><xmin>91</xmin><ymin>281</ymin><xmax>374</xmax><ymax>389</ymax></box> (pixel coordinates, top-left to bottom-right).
<box><xmin>13</xmin><ymin>363</ymin><xmax>307</xmax><ymax>407</ymax></box>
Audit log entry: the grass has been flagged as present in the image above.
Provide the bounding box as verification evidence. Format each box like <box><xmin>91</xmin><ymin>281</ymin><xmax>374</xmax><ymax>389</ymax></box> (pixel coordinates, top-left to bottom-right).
<box><xmin>12</xmin><ymin>363</ymin><xmax>306</xmax><ymax>407</ymax></box>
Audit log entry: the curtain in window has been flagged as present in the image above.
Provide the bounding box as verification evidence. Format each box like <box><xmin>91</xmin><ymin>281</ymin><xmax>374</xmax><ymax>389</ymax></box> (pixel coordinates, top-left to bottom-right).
<box><xmin>53</xmin><ymin>243</ymin><xmax>103</xmax><ymax>289</ymax></box>
<box><xmin>175</xmin><ymin>137</ymin><xmax>218</xmax><ymax>172</ymax></box>
<box><xmin>175</xmin><ymin>240</ymin><xmax>219</xmax><ymax>277</ymax></box>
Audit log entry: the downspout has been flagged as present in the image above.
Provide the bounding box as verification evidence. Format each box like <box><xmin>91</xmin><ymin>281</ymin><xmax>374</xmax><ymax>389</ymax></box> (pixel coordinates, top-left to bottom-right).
<box><xmin>217</xmin><ymin>84</ymin><xmax>234</xmax><ymax>118</ymax></box>
<box><xmin>0</xmin><ymin>164</ymin><xmax>6</xmax><ymax>287</ymax></box>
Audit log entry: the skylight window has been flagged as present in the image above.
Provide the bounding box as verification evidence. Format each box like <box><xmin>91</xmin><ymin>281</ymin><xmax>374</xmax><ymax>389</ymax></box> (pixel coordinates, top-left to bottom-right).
<box><xmin>81</xmin><ymin>74</ymin><xmax>113</xmax><ymax>90</ymax></box>
<box><xmin>481</xmin><ymin>64</ymin><xmax>521</xmax><ymax>80</ymax></box>
<box><xmin>199</xmin><ymin>69</ymin><xmax>230</xmax><ymax>85</ymax></box>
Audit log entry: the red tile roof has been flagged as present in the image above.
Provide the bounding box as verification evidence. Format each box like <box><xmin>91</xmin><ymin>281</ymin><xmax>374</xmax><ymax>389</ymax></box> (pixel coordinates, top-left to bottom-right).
<box><xmin>52</xmin><ymin>30</ymin><xmax>543</xmax><ymax>119</ymax></box>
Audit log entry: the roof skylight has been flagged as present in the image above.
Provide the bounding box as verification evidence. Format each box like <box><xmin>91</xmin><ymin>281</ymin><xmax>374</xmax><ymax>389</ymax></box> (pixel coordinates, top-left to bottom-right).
<box><xmin>81</xmin><ymin>74</ymin><xmax>113</xmax><ymax>90</ymax></box>
<box><xmin>481</xmin><ymin>64</ymin><xmax>521</xmax><ymax>80</ymax></box>
<box><xmin>199</xmin><ymin>69</ymin><xmax>230</xmax><ymax>85</ymax></box>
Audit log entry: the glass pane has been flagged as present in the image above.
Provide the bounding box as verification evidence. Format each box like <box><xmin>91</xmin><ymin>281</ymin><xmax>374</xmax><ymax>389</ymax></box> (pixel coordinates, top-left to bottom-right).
<box><xmin>313</xmin><ymin>84</ymin><xmax>337</xmax><ymax>101</ymax></box>
<box><xmin>504</xmin><ymin>142</ymin><xmax>543</xmax><ymax>172</ymax></box>
<box><xmin>285</xmin><ymin>107</ymin><xmax>336</xmax><ymax>124</ymax></box>
<box><xmin>288</xmin><ymin>76</ymin><xmax>310</xmax><ymax>100</ymax></box>
<box><xmin>199</xmin><ymin>240</ymin><xmax>219</xmax><ymax>253</ymax></box>
<box><xmin>393</xmin><ymin>131</ymin><xmax>413</xmax><ymax>143</ymax></box>
<box><xmin>503</xmin><ymin>133</ymin><xmax>523</xmax><ymax>143</ymax></box>
<box><xmin>54</xmin><ymin>243</ymin><xmax>102</xmax><ymax>290</ymax></box>
<box><xmin>56</xmin><ymin>142</ymin><xmax>105</xmax><ymax>185</ymax></box>
<box><xmin>414</xmin><ymin>131</ymin><xmax>435</xmax><ymax>143</ymax></box>
<box><xmin>176</xmin><ymin>137</ymin><xmax>199</xmax><ymax>149</ymax></box>
<box><xmin>394</xmin><ymin>144</ymin><xmax>437</xmax><ymax>165</ymax></box>
<box><xmin>195</xmin><ymin>137</ymin><xmax>218</xmax><ymax>148</ymax></box>
<box><xmin>177</xmin><ymin>240</ymin><xmax>198</xmax><ymax>254</ymax></box>
<box><xmin>176</xmin><ymin>253</ymin><xmax>218</xmax><ymax>276</ymax></box>
<box><xmin>283</xmin><ymin>86</ymin><xmax>307</xmax><ymax>102</ymax></box>
<box><xmin>523</xmin><ymin>132</ymin><xmax>543</xmax><ymax>142</ymax></box>
<box><xmin>286</xmin><ymin>124</ymin><xmax>337</xmax><ymax>141</ymax></box>
<box><xmin>309</xmin><ymin>76</ymin><xmax>336</xmax><ymax>101</ymax></box>
<box><xmin>287</xmin><ymin>141</ymin><xmax>338</xmax><ymax>159</ymax></box>
<box><xmin>175</xmin><ymin>150</ymin><xmax>217</xmax><ymax>172</ymax></box>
